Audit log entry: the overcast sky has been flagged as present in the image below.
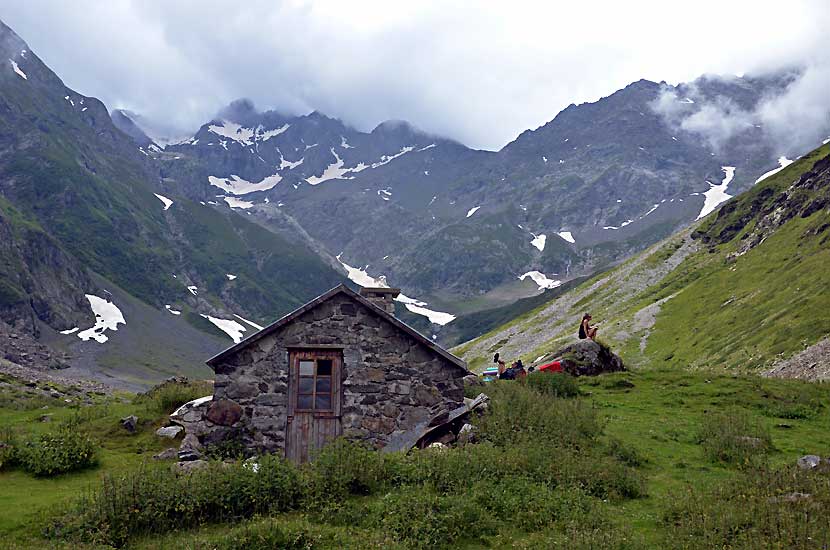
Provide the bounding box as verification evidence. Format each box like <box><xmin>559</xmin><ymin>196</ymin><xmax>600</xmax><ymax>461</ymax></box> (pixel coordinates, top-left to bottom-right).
<box><xmin>1</xmin><ymin>0</ymin><xmax>828</xmax><ymax>150</ymax></box>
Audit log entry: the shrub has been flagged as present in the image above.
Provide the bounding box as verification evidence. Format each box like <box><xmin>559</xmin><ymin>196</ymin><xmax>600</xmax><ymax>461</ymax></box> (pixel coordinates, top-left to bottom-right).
<box><xmin>56</xmin><ymin>455</ymin><xmax>303</xmax><ymax>546</ymax></box>
<box><xmin>475</xmin><ymin>381</ymin><xmax>601</xmax><ymax>447</ymax></box>
<box><xmin>371</xmin><ymin>486</ymin><xmax>494</xmax><ymax>549</ymax></box>
<box><xmin>697</xmin><ymin>410</ymin><xmax>772</xmax><ymax>467</ymax></box>
<box><xmin>526</xmin><ymin>372</ymin><xmax>580</xmax><ymax>398</ymax></box>
<box><xmin>606</xmin><ymin>437</ymin><xmax>646</xmax><ymax>467</ymax></box>
<box><xmin>468</xmin><ymin>478</ymin><xmax>595</xmax><ymax>531</ymax></box>
<box><xmin>0</xmin><ymin>426</ymin><xmax>18</xmax><ymax>471</ymax></box>
<box><xmin>16</xmin><ymin>428</ymin><xmax>97</xmax><ymax>477</ymax></box>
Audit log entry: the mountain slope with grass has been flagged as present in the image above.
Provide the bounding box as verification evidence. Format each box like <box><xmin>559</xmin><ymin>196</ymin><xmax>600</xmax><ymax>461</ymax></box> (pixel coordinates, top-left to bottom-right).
<box><xmin>455</xmin><ymin>142</ymin><xmax>830</xmax><ymax>377</ymax></box>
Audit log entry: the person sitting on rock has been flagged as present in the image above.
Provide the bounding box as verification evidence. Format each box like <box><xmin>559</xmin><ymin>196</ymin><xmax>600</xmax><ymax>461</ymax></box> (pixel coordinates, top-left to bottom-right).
<box><xmin>579</xmin><ymin>313</ymin><xmax>598</xmax><ymax>340</ymax></box>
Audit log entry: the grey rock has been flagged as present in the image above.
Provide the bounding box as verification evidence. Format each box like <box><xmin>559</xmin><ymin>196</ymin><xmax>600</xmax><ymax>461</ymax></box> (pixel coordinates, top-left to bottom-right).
<box><xmin>180</xmin><ymin>433</ymin><xmax>203</xmax><ymax>452</ymax></box>
<box><xmin>549</xmin><ymin>340</ymin><xmax>625</xmax><ymax>376</ymax></box>
<box><xmin>153</xmin><ymin>447</ymin><xmax>178</xmax><ymax>460</ymax></box>
<box><xmin>156</xmin><ymin>426</ymin><xmax>183</xmax><ymax>439</ymax></box>
<box><xmin>797</xmin><ymin>455</ymin><xmax>822</xmax><ymax>470</ymax></box>
<box><xmin>178</xmin><ymin>448</ymin><xmax>203</xmax><ymax>462</ymax></box>
<box><xmin>120</xmin><ymin>415</ymin><xmax>138</xmax><ymax>433</ymax></box>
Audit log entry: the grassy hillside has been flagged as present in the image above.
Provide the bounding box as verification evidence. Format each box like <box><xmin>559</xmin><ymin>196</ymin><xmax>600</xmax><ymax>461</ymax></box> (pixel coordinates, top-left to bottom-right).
<box><xmin>455</xmin><ymin>143</ymin><xmax>830</xmax><ymax>377</ymax></box>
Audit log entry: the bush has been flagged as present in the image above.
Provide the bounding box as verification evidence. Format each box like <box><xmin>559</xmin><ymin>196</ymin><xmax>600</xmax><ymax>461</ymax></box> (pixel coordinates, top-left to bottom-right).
<box><xmin>475</xmin><ymin>381</ymin><xmax>601</xmax><ymax>447</ymax></box>
<box><xmin>697</xmin><ymin>410</ymin><xmax>772</xmax><ymax>467</ymax></box>
<box><xmin>526</xmin><ymin>372</ymin><xmax>580</xmax><ymax>398</ymax></box>
<box><xmin>56</xmin><ymin>454</ymin><xmax>303</xmax><ymax>546</ymax></box>
<box><xmin>371</xmin><ymin>486</ymin><xmax>494</xmax><ymax>549</ymax></box>
<box><xmin>0</xmin><ymin>426</ymin><xmax>18</xmax><ymax>471</ymax></box>
<box><xmin>16</xmin><ymin>428</ymin><xmax>97</xmax><ymax>477</ymax></box>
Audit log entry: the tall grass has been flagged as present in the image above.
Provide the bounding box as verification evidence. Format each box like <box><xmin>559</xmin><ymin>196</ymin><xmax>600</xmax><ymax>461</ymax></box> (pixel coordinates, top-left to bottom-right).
<box><xmin>697</xmin><ymin>410</ymin><xmax>772</xmax><ymax>467</ymax></box>
<box><xmin>135</xmin><ymin>379</ymin><xmax>213</xmax><ymax>415</ymax></box>
<box><xmin>663</xmin><ymin>466</ymin><xmax>830</xmax><ymax>549</ymax></box>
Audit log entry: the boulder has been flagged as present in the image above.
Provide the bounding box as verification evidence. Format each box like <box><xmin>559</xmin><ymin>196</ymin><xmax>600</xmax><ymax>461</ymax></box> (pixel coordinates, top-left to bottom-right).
<box><xmin>180</xmin><ymin>433</ymin><xmax>203</xmax><ymax>452</ymax></box>
<box><xmin>205</xmin><ymin>398</ymin><xmax>243</xmax><ymax>426</ymax></box>
<box><xmin>120</xmin><ymin>415</ymin><xmax>138</xmax><ymax>433</ymax></box>
<box><xmin>170</xmin><ymin>395</ymin><xmax>212</xmax><ymax>425</ymax></box>
<box><xmin>153</xmin><ymin>447</ymin><xmax>178</xmax><ymax>460</ymax></box>
<box><xmin>178</xmin><ymin>448</ymin><xmax>203</xmax><ymax>462</ymax></box>
<box><xmin>797</xmin><ymin>455</ymin><xmax>822</xmax><ymax>470</ymax></box>
<box><xmin>156</xmin><ymin>426</ymin><xmax>183</xmax><ymax>439</ymax></box>
<box><xmin>548</xmin><ymin>340</ymin><xmax>625</xmax><ymax>376</ymax></box>
<box><xmin>457</xmin><ymin>423</ymin><xmax>476</xmax><ymax>444</ymax></box>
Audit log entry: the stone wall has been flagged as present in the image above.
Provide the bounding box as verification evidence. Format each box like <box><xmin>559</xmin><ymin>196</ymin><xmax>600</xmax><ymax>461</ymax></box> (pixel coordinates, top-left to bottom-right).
<box><xmin>210</xmin><ymin>293</ymin><xmax>466</xmax><ymax>453</ymax></box>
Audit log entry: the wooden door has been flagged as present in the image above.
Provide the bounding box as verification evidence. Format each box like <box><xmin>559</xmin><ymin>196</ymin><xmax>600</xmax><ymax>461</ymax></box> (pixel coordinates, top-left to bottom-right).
<box><xmin>285</xmin><ymin>349</ymin><xmax>342</xmax><ymax>463</ymax></box>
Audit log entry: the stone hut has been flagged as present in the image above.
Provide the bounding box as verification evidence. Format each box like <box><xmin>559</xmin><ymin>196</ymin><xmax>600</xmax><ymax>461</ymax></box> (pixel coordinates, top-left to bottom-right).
<box><xmin>205</xmin><ymin>284</ymin><xmax>468</xmax><ymax>463</ymax></box>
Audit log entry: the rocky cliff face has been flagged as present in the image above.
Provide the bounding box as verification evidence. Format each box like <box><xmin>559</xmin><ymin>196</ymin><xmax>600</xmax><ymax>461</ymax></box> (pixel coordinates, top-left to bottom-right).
<box><xmin>135</xmin><ymin>75</ymin><xmax>811</xmax><ymax>303</ymax></box>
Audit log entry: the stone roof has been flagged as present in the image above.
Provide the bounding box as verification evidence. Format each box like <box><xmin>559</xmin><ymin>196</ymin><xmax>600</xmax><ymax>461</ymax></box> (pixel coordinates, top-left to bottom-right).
<box><xmin>206</xmin><ymin>284</ymin><xmax>468</xmax><ymax>372</ymax></box>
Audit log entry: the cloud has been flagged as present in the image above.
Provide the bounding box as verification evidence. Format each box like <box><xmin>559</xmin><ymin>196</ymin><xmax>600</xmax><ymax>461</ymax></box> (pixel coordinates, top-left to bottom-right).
<box><xmin>1</xmin><ymin>0</ymin><xmax>828</xmax><ymax>150</ymax></box>
<box><xmin>652</xmin><ymin>64</ymin><xmax>830</xmax><ymax>156</ymax></box>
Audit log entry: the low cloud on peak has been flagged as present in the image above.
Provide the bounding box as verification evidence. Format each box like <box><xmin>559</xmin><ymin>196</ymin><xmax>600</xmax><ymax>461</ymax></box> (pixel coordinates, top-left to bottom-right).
<box><xmin>1</xmin><ymin>0</ymin><xmax>828</xmax><ymax>151</ymax></box>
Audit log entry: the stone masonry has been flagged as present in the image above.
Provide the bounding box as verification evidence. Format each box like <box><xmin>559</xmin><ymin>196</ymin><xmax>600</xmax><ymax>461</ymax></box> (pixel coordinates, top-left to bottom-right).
<box><xmin>207</xmin><ymin>287</ymin><xmax>467</xmax><ymax>454</ymax></box>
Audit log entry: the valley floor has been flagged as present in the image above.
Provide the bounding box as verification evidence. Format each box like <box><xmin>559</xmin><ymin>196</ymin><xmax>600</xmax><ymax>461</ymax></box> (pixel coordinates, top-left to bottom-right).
<box><xmin>1</xmin><ymin>365</ymin><xmax>829</xmax><ymax>549</ymax></box>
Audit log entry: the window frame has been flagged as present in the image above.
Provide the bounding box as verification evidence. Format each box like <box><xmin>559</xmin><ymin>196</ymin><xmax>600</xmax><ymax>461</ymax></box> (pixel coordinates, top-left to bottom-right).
<box><xmin>288</xmin><ymin>349</ymin><xmax>342</xmax><ymax>417</ymax></box>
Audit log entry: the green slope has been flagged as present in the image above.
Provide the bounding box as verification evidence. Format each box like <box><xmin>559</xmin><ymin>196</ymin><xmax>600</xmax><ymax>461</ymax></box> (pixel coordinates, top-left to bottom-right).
<box><xmin>456</xmin><ymin>143</ymin><xmax>830</xmax><ymax>376</ymax></box>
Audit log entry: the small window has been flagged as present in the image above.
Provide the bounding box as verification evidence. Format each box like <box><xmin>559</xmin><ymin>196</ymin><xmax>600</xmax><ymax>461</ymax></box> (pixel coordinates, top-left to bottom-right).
<box><xmin>294</xmin><ymin>354</ymin><xmax>336</xmax><ymax>412</ymax></box>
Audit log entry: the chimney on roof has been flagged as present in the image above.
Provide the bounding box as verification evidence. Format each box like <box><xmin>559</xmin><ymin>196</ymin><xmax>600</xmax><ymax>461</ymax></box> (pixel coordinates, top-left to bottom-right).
<box><xmin>359</xmin><ymin>287</ymin><xmax>400</xmax><ymax>316</ymax></box>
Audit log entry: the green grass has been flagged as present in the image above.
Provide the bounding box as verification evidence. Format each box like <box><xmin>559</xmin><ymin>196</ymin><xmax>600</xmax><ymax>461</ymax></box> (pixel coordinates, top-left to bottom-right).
<box><xmin>1</xmin><ymin>367</ymin><xmax>829</xmax><ymax>548</ymax></box>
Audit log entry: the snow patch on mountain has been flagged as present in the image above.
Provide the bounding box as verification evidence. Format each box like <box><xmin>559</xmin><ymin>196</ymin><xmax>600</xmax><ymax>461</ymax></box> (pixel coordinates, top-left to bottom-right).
<box><xmin>519</xmin><ymin>271</ymin><xmax>562</xmax><ymax>290</ymax></box>
<box><xmin>278</xmin><ymin>151</ymin><xmax>303</xmax><ymax>170</ymax></box>
<box><xmin>200</xmin><ymin>314</ymin><xmax>247</xmax><ymax>343</ymax></box>
<box><xmin>60</xmin><ymin>327</ymin><xmax>79</xmax><ymax>335</ymax></box>
<box><xmin>530</xmin><ymin>233</ymin><xmax>546</xmax><ymax>251</ymax></box>
<box><xmin>697</xmin><ymin>166</ymin><xmax>735</xmax><ymax>220</ymax></box>
<box><xmin>77</xmin><ymin>294</ymin><xmax>126</xmax><ymax>344</ymax></box>
<box><xmin>306</xmin><ymin>149</ymin><xmax>352</xmax><ymax>185</ymax></box>
<box><xmin>209</xmin><ymin>173</ymin><xmax>282</xmax><ymax>195</ymax></box>
<box><xmin>223</xmin><ymin>196</ymin><xmax>255</xmax><ymax>209</ymax></box>
<box><xmin>165</xmin><ymin>305</ymin><xmax>181</xmax><ymax>315</ymax></box>
<box><xmin>226</xmin><ymin>274</ymin><xmax>237</xmax><ymax>280</ymax></box>
<box><xmin>336</xmin><ymin>255</ymin><xmax>455</xmax><ymax>325</ymax></box>
<box><xmin>558</xmin><ymin>231</ymin><xmax>575</xmax><ymax>244</ymax></box>
<box><xmin>187</xmin><ymin>286</ymin><xmax>198</xmax><ymax>295</ymax></box>
<box><xmin>234</xmin><ymin>314</ymin><xmax>264</xmax><ymax>331</ymax></box>
<box><xmin>754</xmin><ymin>157</ymin><xmax>793</xmax><ymax>185</ymax></box>
<box><xmin>256</xmin><ymin>124</ymin><xmax>289</xmax><ymax>140</ymax></box>
<box><xmin>340</xmin><ymin>136</ymin><xmax>354</xmax><ymax>149</ymax></box>
<box><xmin>466</xmin><ymin>206</ymin><xmax>481</xmax><ymax>218</ymax></box>
<box><xmin>208</xmin><ymin>121</ymin><xmax>254</xmax><ymax>145</ymax></box>
<box><xmin>9</xmin><ymin>59</ymin><xmax>27</xmax><ymax>80</ymax></box>
<box><xmin>396</xmin><ymin>296</ymin><xmax>456</xmax><ymax>325</ymax></box>
<box><xmin>153</xmin><ymin>193</ymin><xmax>173</xmax><ymax>210</ymax></box>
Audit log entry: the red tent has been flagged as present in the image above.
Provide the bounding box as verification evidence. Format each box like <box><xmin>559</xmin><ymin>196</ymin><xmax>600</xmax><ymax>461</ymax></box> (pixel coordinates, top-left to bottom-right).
<box><xmin>538</xmin><ymin>360</ymin><xmax>562</xmax><ymax>373</ymax></box>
